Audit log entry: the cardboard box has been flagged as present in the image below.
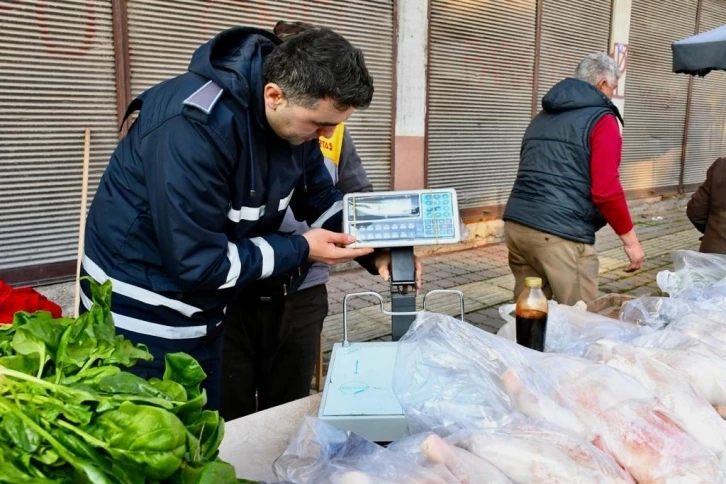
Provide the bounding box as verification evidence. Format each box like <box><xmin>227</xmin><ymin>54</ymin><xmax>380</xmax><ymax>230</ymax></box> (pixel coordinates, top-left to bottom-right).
<box><xmin>586</xmin><ymin>293</ymin><xmax>636</xmax><ymax>319</ymax></box>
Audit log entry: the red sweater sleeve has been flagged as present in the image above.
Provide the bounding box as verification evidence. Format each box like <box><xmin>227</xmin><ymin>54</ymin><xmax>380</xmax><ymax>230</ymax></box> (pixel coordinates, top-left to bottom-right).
<box><xmin>590</xmin><ymin>114</ymin><xmax>633</xmax><ymax>235</ymax></box>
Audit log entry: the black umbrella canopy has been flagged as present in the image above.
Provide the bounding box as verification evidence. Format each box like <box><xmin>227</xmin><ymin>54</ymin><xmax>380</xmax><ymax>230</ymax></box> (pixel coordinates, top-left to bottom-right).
<box><xmin>672</xmin><ymin>24</ymin><xmax>726</xmax><ymax>77</ymax></box>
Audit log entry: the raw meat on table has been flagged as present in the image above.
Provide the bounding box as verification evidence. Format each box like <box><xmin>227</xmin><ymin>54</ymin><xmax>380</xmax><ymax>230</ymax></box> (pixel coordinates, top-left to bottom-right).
<box><xmin>500</xmin><ymin>356</ymin><xmax>723</xmax><ymax>483</ymax></box>
<box><xmin>585</xmin><ymin>340</ymin><xmax>726</xmax><ymax>457</ymax></box>
<box><xmin>450</xmin><ymin>418</ymin><xmax>634</xmax><ymax>484</ymax></box>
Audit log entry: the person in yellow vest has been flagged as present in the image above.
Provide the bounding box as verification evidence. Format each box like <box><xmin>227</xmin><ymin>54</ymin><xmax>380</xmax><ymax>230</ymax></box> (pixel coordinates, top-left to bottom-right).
<box><xmin>220</xmin><ymin>21</ymin><xmax>375</xmax><ymax>420</ymax></box>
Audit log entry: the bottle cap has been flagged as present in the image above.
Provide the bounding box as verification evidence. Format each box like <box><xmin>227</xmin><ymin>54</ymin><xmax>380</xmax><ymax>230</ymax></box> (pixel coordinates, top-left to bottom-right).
<box><xmin>524</xmin><ymin>277</ymin><xmax>543</xmax><ymax>288</ymax></box>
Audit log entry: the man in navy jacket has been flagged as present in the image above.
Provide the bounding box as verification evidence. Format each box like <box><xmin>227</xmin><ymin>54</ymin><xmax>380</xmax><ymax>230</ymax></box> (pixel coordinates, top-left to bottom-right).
<box><xmin>80</xmin><ymin>26</ymin><xmax>407</xmax><ymax>410</ymax></box>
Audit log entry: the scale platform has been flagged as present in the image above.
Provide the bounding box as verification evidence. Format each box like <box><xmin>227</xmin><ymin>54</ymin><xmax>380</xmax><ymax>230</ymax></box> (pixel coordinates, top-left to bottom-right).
<box><xmin>318</xmin><ymin>341</ymin><xmax>406</xmax><ymax>443</ymax></box>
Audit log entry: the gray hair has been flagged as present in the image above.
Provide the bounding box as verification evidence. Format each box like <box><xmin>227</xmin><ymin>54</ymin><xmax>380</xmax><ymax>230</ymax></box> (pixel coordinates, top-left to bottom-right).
<box><xmin>574</xmin><ymin>53</ymin><xmax>621</xmax><ymax>87</ymax></box>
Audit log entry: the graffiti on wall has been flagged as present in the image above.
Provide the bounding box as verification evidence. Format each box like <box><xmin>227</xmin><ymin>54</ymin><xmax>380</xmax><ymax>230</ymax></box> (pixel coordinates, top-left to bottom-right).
<box><xmin>1</xmin><ymin>0</ymin><xmax>97</xmax><ymax>56</ymax></box>
<box><xmin>610</xmin><ymin>42</ymin><xmax>628</xmax><ymax>100</ymax></box>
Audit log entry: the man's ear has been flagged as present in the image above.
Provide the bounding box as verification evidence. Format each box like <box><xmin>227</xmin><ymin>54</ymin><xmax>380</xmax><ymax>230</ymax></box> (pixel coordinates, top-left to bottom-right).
<box><xmin>264</xmin><ymin>83</ymin><xmax>286</xmax><ymax>110</ymax></box>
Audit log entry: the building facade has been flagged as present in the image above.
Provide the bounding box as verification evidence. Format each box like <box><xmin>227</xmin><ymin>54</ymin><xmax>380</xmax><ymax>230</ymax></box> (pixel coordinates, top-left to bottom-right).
<box><xmin>1</xmin><ymin>0</ymin><xmax>724</xmax><ymax>284</ymax></box>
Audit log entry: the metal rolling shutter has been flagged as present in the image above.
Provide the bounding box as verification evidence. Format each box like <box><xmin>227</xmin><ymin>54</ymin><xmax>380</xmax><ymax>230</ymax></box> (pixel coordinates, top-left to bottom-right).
<box><xmin>126</xmin><ymin>0</ymin><xmax>393</xmax><ymax>189</ymax></box>
<box><xmin>0</xmin><ymin>0</ymin><xmax>118</xmax><ymax>272</ymax></box>
<box><xmin>427</xmin><ymin>0</ymin><xmax>537</xmax><ymax>209</ymax></box>
<box><xmin>536</xmin><ymin>0</ymin><xmax>612</xmax><ymax>104</ymax></box>
<box><xmin>620</xmin><ymin>0</ymin><xmax>698</xmax><ymax>191</ymax></box>
<box><xmin>684</xmin><ymin>0</ymin><xmax>726</xmax><ymax>186</ymax></box>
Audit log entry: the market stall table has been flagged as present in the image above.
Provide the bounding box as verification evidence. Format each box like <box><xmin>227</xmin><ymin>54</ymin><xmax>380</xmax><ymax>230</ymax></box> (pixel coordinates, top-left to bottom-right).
<box><xmin>219</xmin><ymin>394</ymin><xmax>322</xmax><ymax>482</ymax></box>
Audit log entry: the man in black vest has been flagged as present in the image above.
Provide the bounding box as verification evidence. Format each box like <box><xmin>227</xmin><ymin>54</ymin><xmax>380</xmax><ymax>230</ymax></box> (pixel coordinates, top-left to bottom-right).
<box><xmin>503</xmin><ymin>53</ymin><xmax>645</xmax><ymax>305</ymax></box>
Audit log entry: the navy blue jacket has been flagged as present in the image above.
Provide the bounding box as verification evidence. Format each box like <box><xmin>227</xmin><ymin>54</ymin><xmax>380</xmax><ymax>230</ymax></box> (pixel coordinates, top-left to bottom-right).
<box><xmin>81</xmin><ymin>27</ymin><xmax>352</xmax><ymax>341</ymax></box>
<box><xmin>503</xmin><ymin>78</ymin><xmax>623</xmax><ymax>245</ymax></box>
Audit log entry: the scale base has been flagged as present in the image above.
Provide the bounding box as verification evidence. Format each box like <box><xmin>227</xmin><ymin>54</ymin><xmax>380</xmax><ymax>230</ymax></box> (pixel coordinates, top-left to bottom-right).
<box><xmin>318</xmin><ymin>341</ymin><xmax>408</xmax><ymax>443</ymax></box>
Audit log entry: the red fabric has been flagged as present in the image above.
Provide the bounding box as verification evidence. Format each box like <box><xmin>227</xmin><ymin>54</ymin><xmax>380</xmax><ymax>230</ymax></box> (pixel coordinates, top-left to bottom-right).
<box><xmin>590</xmin><ymin>114</ymin><xmax>634</xmax><ymax>236</ymax></box>
<box><xmin>0</xmin><ymin>281</ymin><xmax>62</xmax><ymax>324</ymax></box>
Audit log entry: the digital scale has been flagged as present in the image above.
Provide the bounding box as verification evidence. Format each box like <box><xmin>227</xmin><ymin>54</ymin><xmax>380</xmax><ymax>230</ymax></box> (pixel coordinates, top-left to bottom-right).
<box><xmin>342</xmin><ymin>188</ymin><xmax>461</xmax><ymax>249</ymax></box>
<box><xmin>319</xmin><ymin>189</ymin><xmax>465</xmax><ymax>443</ymax></box>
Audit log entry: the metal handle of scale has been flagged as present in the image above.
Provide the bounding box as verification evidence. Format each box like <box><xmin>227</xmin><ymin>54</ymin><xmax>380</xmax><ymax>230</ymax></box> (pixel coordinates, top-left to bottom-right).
<box><xmin>341</xmin><ymin>289</ymin><xmax>465</xmax><ymax>347</ymax></box>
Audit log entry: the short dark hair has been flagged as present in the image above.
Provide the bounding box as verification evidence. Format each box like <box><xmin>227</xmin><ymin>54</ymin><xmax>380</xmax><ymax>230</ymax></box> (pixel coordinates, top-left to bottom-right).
<box><xmin>273</xmin><ymin>20</ymin><xmax>315</xmax><ymax>41</ymax></box>
<box><xmin>263</xmin><ymin>27</ymin><xmax>374</xmax><ymax>111</ymax></box>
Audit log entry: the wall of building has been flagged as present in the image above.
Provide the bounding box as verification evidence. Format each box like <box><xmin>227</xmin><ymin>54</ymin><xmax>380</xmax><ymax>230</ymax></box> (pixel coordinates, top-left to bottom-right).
<box><xmin>1</xmin><ymin>0</ymin><xmax>722</xmax><ymax>285</ymax></box>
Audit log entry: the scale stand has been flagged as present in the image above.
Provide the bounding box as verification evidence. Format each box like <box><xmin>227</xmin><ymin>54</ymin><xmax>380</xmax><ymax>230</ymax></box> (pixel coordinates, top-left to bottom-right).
<box><xmin>390</xmin><ymin>246</ymin><xmax>416</xmax><ymax>341</ymax></box>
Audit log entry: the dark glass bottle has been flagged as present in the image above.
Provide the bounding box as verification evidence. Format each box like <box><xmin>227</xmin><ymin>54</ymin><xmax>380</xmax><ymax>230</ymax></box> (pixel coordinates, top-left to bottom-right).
<box><xmin>515</xmin><ymin>277</ymin><xmax>548</xmax><ymax>351</ymax></box>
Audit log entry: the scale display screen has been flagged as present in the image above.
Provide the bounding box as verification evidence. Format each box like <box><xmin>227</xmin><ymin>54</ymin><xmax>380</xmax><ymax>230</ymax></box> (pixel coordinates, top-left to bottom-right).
<box><xmin>351</xmin><ymin>194</ymin><xmax>420</xmax><ymax>220</ymax></box>
<box><xmin>343</xmin><ymin>189</ymin><xmax>461</xmax><ymax>248</ymax></box>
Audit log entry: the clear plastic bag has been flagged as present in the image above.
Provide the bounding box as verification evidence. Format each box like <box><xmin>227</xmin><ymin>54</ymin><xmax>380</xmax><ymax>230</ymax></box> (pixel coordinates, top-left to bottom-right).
<box><xmin>393</xmin><ymin>312</ymin><xmax>723</xmax><ymax>483</ymax></box>
<box><xmin>497</xmin><ymin>301</ymin><xmax>660</xmax><ymax>356</ymax></box>
<box><xmin>619</xmin><ymin>296</ymin><xmax>695</xmax><ymax>326</ymax></box>
<box><xmin>447</xmin><ymin>415</ymin><xmax>634</xmax><ymax>484</ymax></box>
<box><xmin>506</xmin><ymin>354</ymin><xmax>723</xmax><ymax>483</ymax></box>
<box><xmin>657</xmin><ymin>249</ymin><xmax>726</xmax><ymax>299</ymax></box>
<box><xmin>387</xmin><ymin>432</ymin><xmax>513</xmax><ymax>483</ymax></box>
<box><xmin>272</xmin><ymin>417</ymin><xmax>449</xmax><ymax>484</ymax></box>
<box><xmin>393</xmin><ymin>312</ymin><xmax>518</xmax><ymax>434</ymax></box>
<box><xmin>584</xmin><ymin>340</ymin><xmax>726</xmax><ymax>457</ymax></box>
<box><xmin>626</xmin><ymin>329</ymin><xmax>726</xmax><ymax>407</ymax></box>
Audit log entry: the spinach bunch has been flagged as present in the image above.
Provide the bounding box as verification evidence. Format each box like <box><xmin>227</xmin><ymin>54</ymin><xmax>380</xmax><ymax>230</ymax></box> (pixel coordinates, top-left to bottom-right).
<box><xmin>0</xmin><ymin>279</ymin><xmax>255</xmax><ymax>484</ymax></box>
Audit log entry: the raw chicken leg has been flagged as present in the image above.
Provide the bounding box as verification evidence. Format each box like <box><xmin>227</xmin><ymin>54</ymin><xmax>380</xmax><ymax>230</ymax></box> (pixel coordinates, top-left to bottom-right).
<box><xmin>586</xmin><ymin>341</ymin><xmax>726</xmax><ymax>457</ymax></box>
<box><xmin>501</xmin><ymin>369</ymin><xmax>593</xmax><ymax>441</ymax></box>
<box><xmin>451</xmin><ymin>418</ymin><xmax>634</xmax><ymax>484</ymax></box>
<box><xmin>419</xmin><ymin>434</ymin><xmax>513</xmax><ymax>484</ymax></box>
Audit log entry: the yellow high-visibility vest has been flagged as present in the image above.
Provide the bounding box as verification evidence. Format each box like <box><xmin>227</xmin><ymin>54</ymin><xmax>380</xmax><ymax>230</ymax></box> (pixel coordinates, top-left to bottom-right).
<box><xmin>318</xmin><ymin>123</ymin><xmax>345</xmax><ymax>166</ymax></box>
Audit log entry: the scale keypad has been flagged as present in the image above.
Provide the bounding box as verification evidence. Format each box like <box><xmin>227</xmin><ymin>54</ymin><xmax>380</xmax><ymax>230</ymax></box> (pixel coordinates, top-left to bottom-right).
<box><xmin>422</xmin><ymin>192</ymin><xmax>455</xmax><ymax>238</ymax></box>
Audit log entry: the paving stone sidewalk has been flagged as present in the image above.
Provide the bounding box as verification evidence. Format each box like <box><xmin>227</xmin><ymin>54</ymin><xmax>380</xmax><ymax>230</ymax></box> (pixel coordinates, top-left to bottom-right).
<box><xmin>321</xmin><ymin>208</ymin><xmax>701</xmax><ymax>357</ymax></box>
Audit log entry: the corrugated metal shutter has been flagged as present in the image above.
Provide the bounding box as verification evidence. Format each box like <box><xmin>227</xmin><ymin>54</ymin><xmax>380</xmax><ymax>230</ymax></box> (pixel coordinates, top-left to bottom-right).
<box><xmin>537</xmin><ymin>0</ymin><xmax>612</xmax><ymax>104</ymax></box>
<box><xmin>0</xmin><ymin>0</ymin><xmax>118</xmax><ymax>271</ymax></box>
<box><xmin>684</xmin><ymin>0</ymin><xmax>726</xmax><ymax>186</ymax></box>
<box><xmin>620</xmin><ymin>0</ymin><xmax>698</xmax><ymax>191</ymax></box>
<box><xmin>126</xmin><ymin>0</ymin><xmax>393</xmax><ymax>189</ymax></box>
<box><xmin>427</xmin><ymin>0</ymin><xmax>537</xmax><ymax>209</ymax></box>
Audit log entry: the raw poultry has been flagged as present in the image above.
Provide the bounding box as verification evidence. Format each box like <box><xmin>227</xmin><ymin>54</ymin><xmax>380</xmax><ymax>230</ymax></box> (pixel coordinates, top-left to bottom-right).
<box><xmin>585</xmin><ymin>340</ymin><xmax>726</xmax><ymax>457</ymax></box>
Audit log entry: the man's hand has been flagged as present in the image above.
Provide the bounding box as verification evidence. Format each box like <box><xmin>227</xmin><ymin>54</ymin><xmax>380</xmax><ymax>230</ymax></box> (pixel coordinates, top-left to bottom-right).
<box><xmin>620</xmin><ymin>229</ymin><xmax>645</xmax><ymax>273</ymax></box>
<box><xmin>303</xmin><ymin>228</ymin><xmax>373</xmax><ymax>265</ymax></box>
<box><xmin>373</xmin><ymin>249</ymin><xmax>424</xmax><ymax>291</ymax></box>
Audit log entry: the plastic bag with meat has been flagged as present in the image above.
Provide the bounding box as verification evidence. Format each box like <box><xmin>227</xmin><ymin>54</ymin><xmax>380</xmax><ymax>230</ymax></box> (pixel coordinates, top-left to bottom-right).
<box><xmin>584</xmin><ymin>340</ymin><xmax>726</xmax><ymax>457</ymax></box>
<box><xmin>501</xmin><ymin>355</ymin><xmax>724</xmax><ymax>483</ymax></box>
<box><xmin>387</xmin><ymin>432</ymin><xmax>513</xmax><ymax>484</ymax></box>
<box><xmin>392</xmin><ymin>312</ymin><xmax>516</xmax><ymax>434</ymax></box>
<box><xmin>395</xmin><ymin>312</ymin><xmax>723</xmax><ymax>484</ymax></box>
<box><xmin>446</xmin><ymin>415</ymin><xmax>634</xmax><ymax>484</ymax></box>
<box><xmin>627</xmin><ymin>329</ymin><xmax>726</xmax><ymax>407</ymax></box>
